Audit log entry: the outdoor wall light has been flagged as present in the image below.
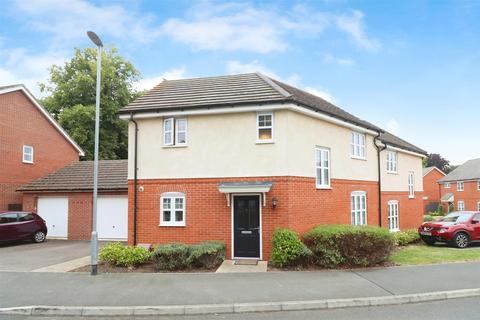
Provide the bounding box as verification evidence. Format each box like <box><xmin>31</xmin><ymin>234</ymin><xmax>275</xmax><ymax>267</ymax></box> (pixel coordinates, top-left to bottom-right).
<box><xmin>272</xmin><ymin>197</ymin><xmax>278</xmax><ymax>209</ymax></box>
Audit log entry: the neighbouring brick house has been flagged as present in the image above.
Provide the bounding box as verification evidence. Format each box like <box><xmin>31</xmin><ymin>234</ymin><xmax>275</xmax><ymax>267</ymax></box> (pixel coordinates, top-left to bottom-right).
<box><xmin>422</xmin><ymin>166</ymin><xmax>445</xmax><ymax>213</ymax></box>
<box><xmin>118</xmin><ymin>73</ymin><xmax>426</xmax><ymax>260</ymax></box>
<box><xmin>0</xmin><ymin>84</ymin><xmax>84</xmax><ymax>212</ymax></box>
<box><xmin>438</xmin><ymin>158</ymin><xmax>480</xmax><ymax>212</ymax></box>
<box><xmin>18</xmin><ymin>160</ymin><xmax>128</xmax><ymax>240</ymax></box>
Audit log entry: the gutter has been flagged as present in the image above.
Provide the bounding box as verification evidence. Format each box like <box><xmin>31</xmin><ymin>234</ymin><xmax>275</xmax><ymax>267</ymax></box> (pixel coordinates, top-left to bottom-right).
<box><xmin>374</xmin><ymin>132</ymin><xmax>387</xmax><ymax>227</ymax></box>
<box><xmin>130</xmin><ymin>113</ymin><xmax>139</xmax><ymax>246</ymax></box>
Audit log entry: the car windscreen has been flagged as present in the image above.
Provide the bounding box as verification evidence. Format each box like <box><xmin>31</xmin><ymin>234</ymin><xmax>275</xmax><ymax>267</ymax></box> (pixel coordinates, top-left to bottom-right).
<box><xmin>440</xmin><ymin>213</ymin><xmax>472</xmax><ymax>223</ymax></box>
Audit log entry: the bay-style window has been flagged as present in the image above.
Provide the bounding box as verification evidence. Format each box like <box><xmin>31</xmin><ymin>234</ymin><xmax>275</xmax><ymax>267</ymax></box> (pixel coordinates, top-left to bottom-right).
<box><xmin>351</xmin><ymin>191</ymin><xmax>367</xmax><ymax>225</ymax></box>
<box><xmin>350</xmin><ymin>131</ymin><xmax>366</xmax><ymax>159</ymax></box>
<box><xmin>386</xmin><ymin>150</ymin><xmax>397</xmax><ymax>173</ymax></box>
<box><xmin>163</xmin><ymin>118</ymin><xmax>187</xmax><ymax>146</ymax></box>
<box><xmin>315</xmin><ymin>147</ymin><xmax>330</xmax><ymax>188</ymax></box>
<box><xmin>160</xmin><ymin>192</ymin><xmax>186</xmax><ymax>226</ymax></box>
<box><xmin>257</xmin><ymin>112</ymin><xmax>274</xmax><ymax>143</ymax></box>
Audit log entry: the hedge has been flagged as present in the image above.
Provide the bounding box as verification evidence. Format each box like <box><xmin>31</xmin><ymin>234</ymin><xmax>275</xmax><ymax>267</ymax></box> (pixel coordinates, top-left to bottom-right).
<box><xmin>393</xmin><ymin>229</ymin><xmax>420</xmax><ymax>246</ymax></box>
<box><xmin>190</xmin><ymin>241</ymin><xmax>226</xmax><ymax>269</ymax></box>
<box><xmin>98</xmin><ymin>243</ymin><xmax>151</xmax><ymax>268</ymax></box>
<box><xmin>271</xmin><ymin>229</ymin><xmax>312</xmax><ymax>268</ymax></box>
<box><xmin>303</xmin><ymin>225</ymin><xmax>395</xmax><ymax>267</ymax></box>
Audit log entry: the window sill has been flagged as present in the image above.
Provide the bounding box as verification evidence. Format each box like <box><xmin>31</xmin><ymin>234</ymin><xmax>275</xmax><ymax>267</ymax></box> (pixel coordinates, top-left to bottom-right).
<box><xmin>386</xmin><ymin>171</ymin><xmax>398</xmax><ymax>175</ymax></box>
<box><xmin>22</xmin><ymin>161</ymin><xmax>34</xmax><ymax>165</ymax></box>
<box><xmin>389</xmin><ymin>228</ymin><xmax>400</xmax><ymax>233</ymax></box>
<box><xmin>162</xmin><ymin>145</ymin><xmax>188</xmax><ymax>149</ymax></box>
<box><xmin>350</xmin><ymin>156</ymin><xmax>367</xmax><ymax>161</ymax></box>
<box><xmin>408</xmin><ymin>196</ymin><xmax>415</xmax><ymax>199</ymax></box>
<box><xmin>255</xmin><ymin>140</ymin><xmax>274</xmax><ymax>145</ymax></box>
<box><xmin>158</xmin><ymin>224</ymin><xmax>186</xmax><ymax>227</ymax></box>
<box><xmin>316</xmin><ymin>186</ymin><xmax>332</xmax><ymax>190</ymax></box>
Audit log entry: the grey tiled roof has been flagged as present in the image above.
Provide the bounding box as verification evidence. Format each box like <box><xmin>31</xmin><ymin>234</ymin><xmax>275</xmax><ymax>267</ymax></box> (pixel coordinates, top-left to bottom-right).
<box><xmin>439</xmin><ymin>158</ymin><xmax>480</xmax><ymax>183</ymax></box>
<box><xmin>423</xmin><ymin>167</ymin><xmax>434</xmax><ymax>176</ymax></box>
<box><xmin>18</xmin><ymin>160</ymin><xmax>127</xmax><ymax>192</ymax></box>
<box><xmin>120</xmin><ymin>73</ymin><xmax>426</xmax><ymax>155</ymax></box>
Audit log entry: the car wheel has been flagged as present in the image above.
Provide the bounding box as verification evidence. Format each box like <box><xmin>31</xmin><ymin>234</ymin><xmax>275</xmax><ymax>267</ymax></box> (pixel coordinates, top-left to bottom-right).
<box><xmin>422</xmin><ymin>237</ymin><xmax>436</xmax><ymax>246</ymax></box>
<box><xmin>453</xmin><ymin>232</ymin><xmax>469</xmax><ymax>249</ymax></box>
<box><xmin>33</xmin><ymin>231</ymin><xmax>46</xmax><ymax>243</ymax></box>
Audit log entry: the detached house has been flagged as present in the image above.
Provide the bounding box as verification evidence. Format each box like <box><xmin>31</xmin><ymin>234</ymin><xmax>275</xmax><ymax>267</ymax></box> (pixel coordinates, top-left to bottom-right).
<box><xmin>119</xmin><ymin>73</ymin><xmax>426</xmax><ymax>260</ymax></box>
<box><xmin>438</xmin><ymin>158</ymin><xmax>480</xmax><ymax>212</ymax></box>
<box><xmin>0</xmin><ymin>84</ymin><xmax>83</xmax><ymax>212</ymax></box>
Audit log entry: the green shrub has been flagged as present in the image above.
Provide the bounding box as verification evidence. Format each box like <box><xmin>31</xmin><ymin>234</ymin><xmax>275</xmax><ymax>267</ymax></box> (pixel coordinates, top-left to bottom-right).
<box><xmin>423</xmin><ymin>215</ymin><xmax>434</xmax><ymax>222</ymax></box>
<box><xmin>190</xmin><ymin>241</ymin><xmax>226</xmax><ymax>268</ymax></box>
<box><xmin>99</xmin><ymin>242</ymin><xmax>151</xmax><ymax>268</ymax></box>
<box><xmin>271</xmin><ymin>229</ymin><xmax>312</xmax><ymax>268</ymax></box>
<box><xmin>152</xmin><ymin>243</ymin><xmax>192</xmax><ymax>271</ymax></box>
<box><xmin>393</xmin><ymin>229</ymin><xmax>420</xmax><ymax>246</ymax></box>
<box><xmin>303</xmin><ymin>225</ymin><xmax>395</xmax><ymax>268</ymax></box>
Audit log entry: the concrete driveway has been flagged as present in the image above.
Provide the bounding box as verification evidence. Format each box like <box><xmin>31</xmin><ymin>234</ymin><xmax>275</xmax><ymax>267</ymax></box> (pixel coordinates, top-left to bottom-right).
<box><xmin>0</xmin><ymin>240</ymin><xmax>95</xmax><ymax>272</ymax></box>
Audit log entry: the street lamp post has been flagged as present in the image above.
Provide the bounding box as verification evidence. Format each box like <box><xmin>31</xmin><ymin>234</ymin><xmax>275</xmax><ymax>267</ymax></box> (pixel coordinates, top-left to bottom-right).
<box><xmin>87</xmin><ymin>31</ymin><xmax>103</xmax><ymax>276</ymax></box>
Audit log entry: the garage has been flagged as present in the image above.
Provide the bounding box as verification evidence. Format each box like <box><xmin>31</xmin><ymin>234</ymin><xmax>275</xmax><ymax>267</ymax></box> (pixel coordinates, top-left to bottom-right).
<box><xmin>18</xmin><ymin>160</ymin><xmax>128</xmax><ymax>241</ymax></box>
<box><xmin>37</xmin><ymin>197</ymin><xmax>69</xmax><ymax>238</ymax></box>
<box><xmin>97</xmin><ymin>196</ymin><xmax>128</xmax><ymax>240</ymax></box>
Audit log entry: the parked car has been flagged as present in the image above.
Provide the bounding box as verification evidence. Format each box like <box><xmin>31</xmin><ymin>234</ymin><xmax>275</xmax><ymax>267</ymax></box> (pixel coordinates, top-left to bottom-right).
<box><xmin>0</xmin><ymin>211</ymin><xmax>47</xmax><ymax>243</ymax></box>
<box><xmin>418</xmin><ymin>211</ymin><xmax>480</xmax><ymax>248</ymax></box>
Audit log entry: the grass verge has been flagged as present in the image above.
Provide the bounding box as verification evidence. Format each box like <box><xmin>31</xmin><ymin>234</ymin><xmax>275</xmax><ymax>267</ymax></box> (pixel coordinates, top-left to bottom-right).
<box><xmin>391</xmin><ymin>243</ymin><xmax>480</xmax><ymax>265</ymax></box>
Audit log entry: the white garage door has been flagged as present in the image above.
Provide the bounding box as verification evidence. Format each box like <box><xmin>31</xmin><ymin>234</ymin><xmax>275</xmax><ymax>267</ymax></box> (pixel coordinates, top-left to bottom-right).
<box><xmin>37</xmin><ymin>197</ymin><xmax>69</xmax><ymax>238</ymax></box>
<box><xmin>97</xmin><ymin>196</ymin><xmax>128</xmax><ymax>240</ymax></box>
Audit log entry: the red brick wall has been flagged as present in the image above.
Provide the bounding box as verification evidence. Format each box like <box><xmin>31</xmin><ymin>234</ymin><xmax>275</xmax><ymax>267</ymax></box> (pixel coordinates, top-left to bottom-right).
<box><xmin>422</xmin><ymin>169</ymin><xmax>444</xmax><ymax>213</ymax></box>
<box><xmin>128</xmin><ymin>177</ymin><xmax>422</xmax><ymax>259</ymax></box>
<box><xmin>382</xmin><ymin>192</ymin><xmax>424</xmax><ymax>229</ymax></box>
<box><xmin>0</xmin><ymin>90</ymin><xmax>79</xmax><ymax>210</ymax></box>
<box><xmin>440</xmin><ymin>181</ymin><xmax>480</xmax><ymax>211</ymax></box>
<box><xmin>22</xmin><ymin>191</ymin><xmax>126</xmax><ymax>240</ymax></box>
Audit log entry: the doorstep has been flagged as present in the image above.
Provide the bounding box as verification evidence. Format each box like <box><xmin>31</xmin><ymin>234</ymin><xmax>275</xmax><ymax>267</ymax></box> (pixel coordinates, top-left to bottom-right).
<box><xmin>216</xmin><ymin>260</ymin><xmax>267</xmax><ymax>273</ymax></box>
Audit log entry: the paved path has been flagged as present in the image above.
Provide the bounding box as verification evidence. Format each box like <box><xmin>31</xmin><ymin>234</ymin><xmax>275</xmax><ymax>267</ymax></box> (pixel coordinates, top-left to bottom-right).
<box><xmin>1</xmin><ymin>262</ymin><xmax>479</xmax><ymax>308</ymax></box>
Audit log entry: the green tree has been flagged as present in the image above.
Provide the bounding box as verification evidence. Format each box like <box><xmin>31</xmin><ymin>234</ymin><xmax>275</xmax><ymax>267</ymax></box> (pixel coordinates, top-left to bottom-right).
<box><xmin>40</xmin><ymin>47</ymin><xmax>140</xmax><ymax>160</ymax></box>
<box><xmin>424</xmin><ymin>153</ymin><xmax>452</xmax><ymax>173</ymax></box>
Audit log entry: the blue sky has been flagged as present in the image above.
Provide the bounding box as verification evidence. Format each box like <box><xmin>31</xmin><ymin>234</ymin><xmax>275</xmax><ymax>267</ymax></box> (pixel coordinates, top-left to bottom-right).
<box><xmin>1</xmin><ymin>0</ymin><xmax>479</xmax><ymax>164</ymax></box>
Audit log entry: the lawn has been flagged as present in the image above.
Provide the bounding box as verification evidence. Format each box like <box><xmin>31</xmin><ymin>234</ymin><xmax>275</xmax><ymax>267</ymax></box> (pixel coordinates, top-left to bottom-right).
<box><xmin>391</xmin><ymin>243</ymin><xmax>480</xmax><ymax>265</ymax></box>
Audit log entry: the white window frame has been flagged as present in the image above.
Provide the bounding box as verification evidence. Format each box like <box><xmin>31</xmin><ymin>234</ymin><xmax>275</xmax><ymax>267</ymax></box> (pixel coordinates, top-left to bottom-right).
<box><xmin>256</xmin><ymin>112</ymin><xmax>274</xmax><ymax>143</ymax></box>
<box><xmin>350</xmin><ymin>131</ymin><xmax>366</xmax><ymax>159</ymax></box>
<box><xmin>444</xmin><ymin>182</ymin><xmax>451</xmax><ymax>189</ymax></box>
<box><xmin>388</xmin><ymin>200</ymin><xmax>400</xmax><ymax>232</ymax></box>
<box><xmin>22</xmin><ymin>145</ymin><xmax>34</xmax><ymax>164</ymax></box>
<box><xmin>477</xmin><ymin>180</ymin><xmax>480</xmax><ymax>191</ymax></box>
<box><xmin>163</xmin><ymin>118</ymin><xmax>174</xmax><ymax>146</ymax></box>
<box><xmin>457</xmin><ymin>200</ymin><xmax>465</xmax><ymax>211</ymax></box>
<box><xmin>457</xmin><ymin>181</ymin><xmax>464</xmax><ymax>192</ymax></box>
<box><xmin>315</xmin><ymin>147</ymin><xmax>331</xmax><ymax>189</ymax></box>
<box><xmin>160</xmin><ymin>192</ymin><xmax>186</xmax><ymax>227</ymax></box>
<box><xmin>175</xmin><ymin>118</ymin><xmax>188</xmax><ymax>146</ymax></box>
<box><xmin>386</xmin><ymin>150</ymin><xmax>398</xmax><ymax>173</ymax></box>
<box><xmin>351</xmin><ymin>191</ymin><xmax>367</xmax><ymax>226</ymax></box>
<box><xmin>477</xmin><ymin>201</ymin><xmax>480</xmax><ymax>211</ymax></box>
<box><xmin>408</xmin><ymin>171</ymin><xmax>415</xmax><ymax>198</ymax></box>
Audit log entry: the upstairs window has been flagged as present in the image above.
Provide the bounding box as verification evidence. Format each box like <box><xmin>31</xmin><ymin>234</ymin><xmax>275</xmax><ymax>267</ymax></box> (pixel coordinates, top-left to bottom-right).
<box><xmin>444</xmin><ymin>182</ymin><xmax>451</xmax><ymax>189</ymax></box>
<box><xmin>163</xmin><ymin>118</ymin><xmax>187</xmax><ymax>146</ymax></box>
<box><xmin>315</xmin><ymin>147</ymin><xmax>330</xmax><ymax>188</ymax></box>
<box><xmin>386</xmin><ymin>151</ymin><xmax>398</xmax><ymax>173</ymax></box>
<box><xmin>22</xmin><ymin>145</ymin><xmax>34</xmax><ymax>164</ymax></box>
<box><xmin>457</xmin><ymin>181</ymin><xmax>464</xmax><ymax>191</ymax></box>
<box><xmin>408</xmin><ymin>171</ymin><xmax>415</xmax><ymax>198</ymax></box>
<box><xmin>350</xmin><ymin>132</ymin><xmax>366</xmax><ymax>159</ymax></box>
<box><xmin>257</xmin><ymin>112</ymin><xmax>274</xmax><ymax>143</ymax></box>
<box><xmin>160</xmin><ymin>192</ymin><xmax>186</xmax><ymax>227</ymax></box>
<box><xmin>351</xmin><ymin>191</ymin><xmax>367</xmax><ymax>225</ymax></box>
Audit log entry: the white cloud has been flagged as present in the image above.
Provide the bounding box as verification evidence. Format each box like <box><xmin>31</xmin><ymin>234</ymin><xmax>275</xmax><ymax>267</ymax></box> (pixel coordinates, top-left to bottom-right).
<box><xmin>386</xmin><ymin>118</ymin><xmax>399</xmax><ymax>134</ymax></box>
<box><xmin>323</xmin><ymin>53</ymin><xmax>355</xmax><ymax>66</ymax></box>
<box><xmin>335</xmin><ymin>10</ymin><xmax>380</xmax><ymax>52</ymax></box>
<box><xmin>134</xmin><ymin>67</ymin><xmax>187</xmax><ymax>91</ymax></box>
<box><xmin>304</xmin><ymin>86</ymin><xmax>336</xmax><ymax>104</ymax></box>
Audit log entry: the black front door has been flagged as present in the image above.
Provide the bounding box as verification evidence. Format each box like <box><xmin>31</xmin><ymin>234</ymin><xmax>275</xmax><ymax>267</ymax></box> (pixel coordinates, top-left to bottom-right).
<box><xmin>233</xmin><ymin>195</ymin><xmax>260</xmax><ymax>258</ymax></box>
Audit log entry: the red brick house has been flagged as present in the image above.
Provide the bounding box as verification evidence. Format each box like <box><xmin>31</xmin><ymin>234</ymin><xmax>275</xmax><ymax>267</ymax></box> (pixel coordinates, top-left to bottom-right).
<box><xmin>422</xmin><ymin>166</ymin><xmax>445</xmax><ymax>213</ymax></box>
<box><xmin>18</xmin><ymin>160</ymin><xmax>128</xmax><ymax>240</ymax></box>
<box><xmin>118</xmin><ymin>73</ymin><xmax>426</xmax><ymax>260</ymax></box>
<box><xmin>438</xmin><ymin>158</ymin><xmax>480</xmax><ymax>212</ymax></box>
<box><xmin>0</xmin><ymin>84</ymin><xmax>84</xmax><ymax>212</ymax></box>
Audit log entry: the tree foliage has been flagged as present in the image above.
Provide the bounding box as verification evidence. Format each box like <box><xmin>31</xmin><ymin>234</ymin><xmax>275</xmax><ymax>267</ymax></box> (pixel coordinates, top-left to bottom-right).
<box><xmin>424</xmin><ymin>153</ymin><xmax>452</xmax><ymax>173</ymax></box>
<box><xmin>40</xmin><ymin>47</ymin><xmax>140</xmax><ymax>160</ymax></box>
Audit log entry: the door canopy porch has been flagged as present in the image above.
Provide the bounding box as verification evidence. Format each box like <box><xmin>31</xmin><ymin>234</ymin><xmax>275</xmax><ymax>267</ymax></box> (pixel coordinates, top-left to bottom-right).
<box><xmin>218</xmin><ymin>182</ymin><xmax>273</xmax><ymax>207</ymax></box>
<box><xmin>441</xmin><ymin>193</ymin><xmax>454</xmax><ymax>202</ymax></box>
